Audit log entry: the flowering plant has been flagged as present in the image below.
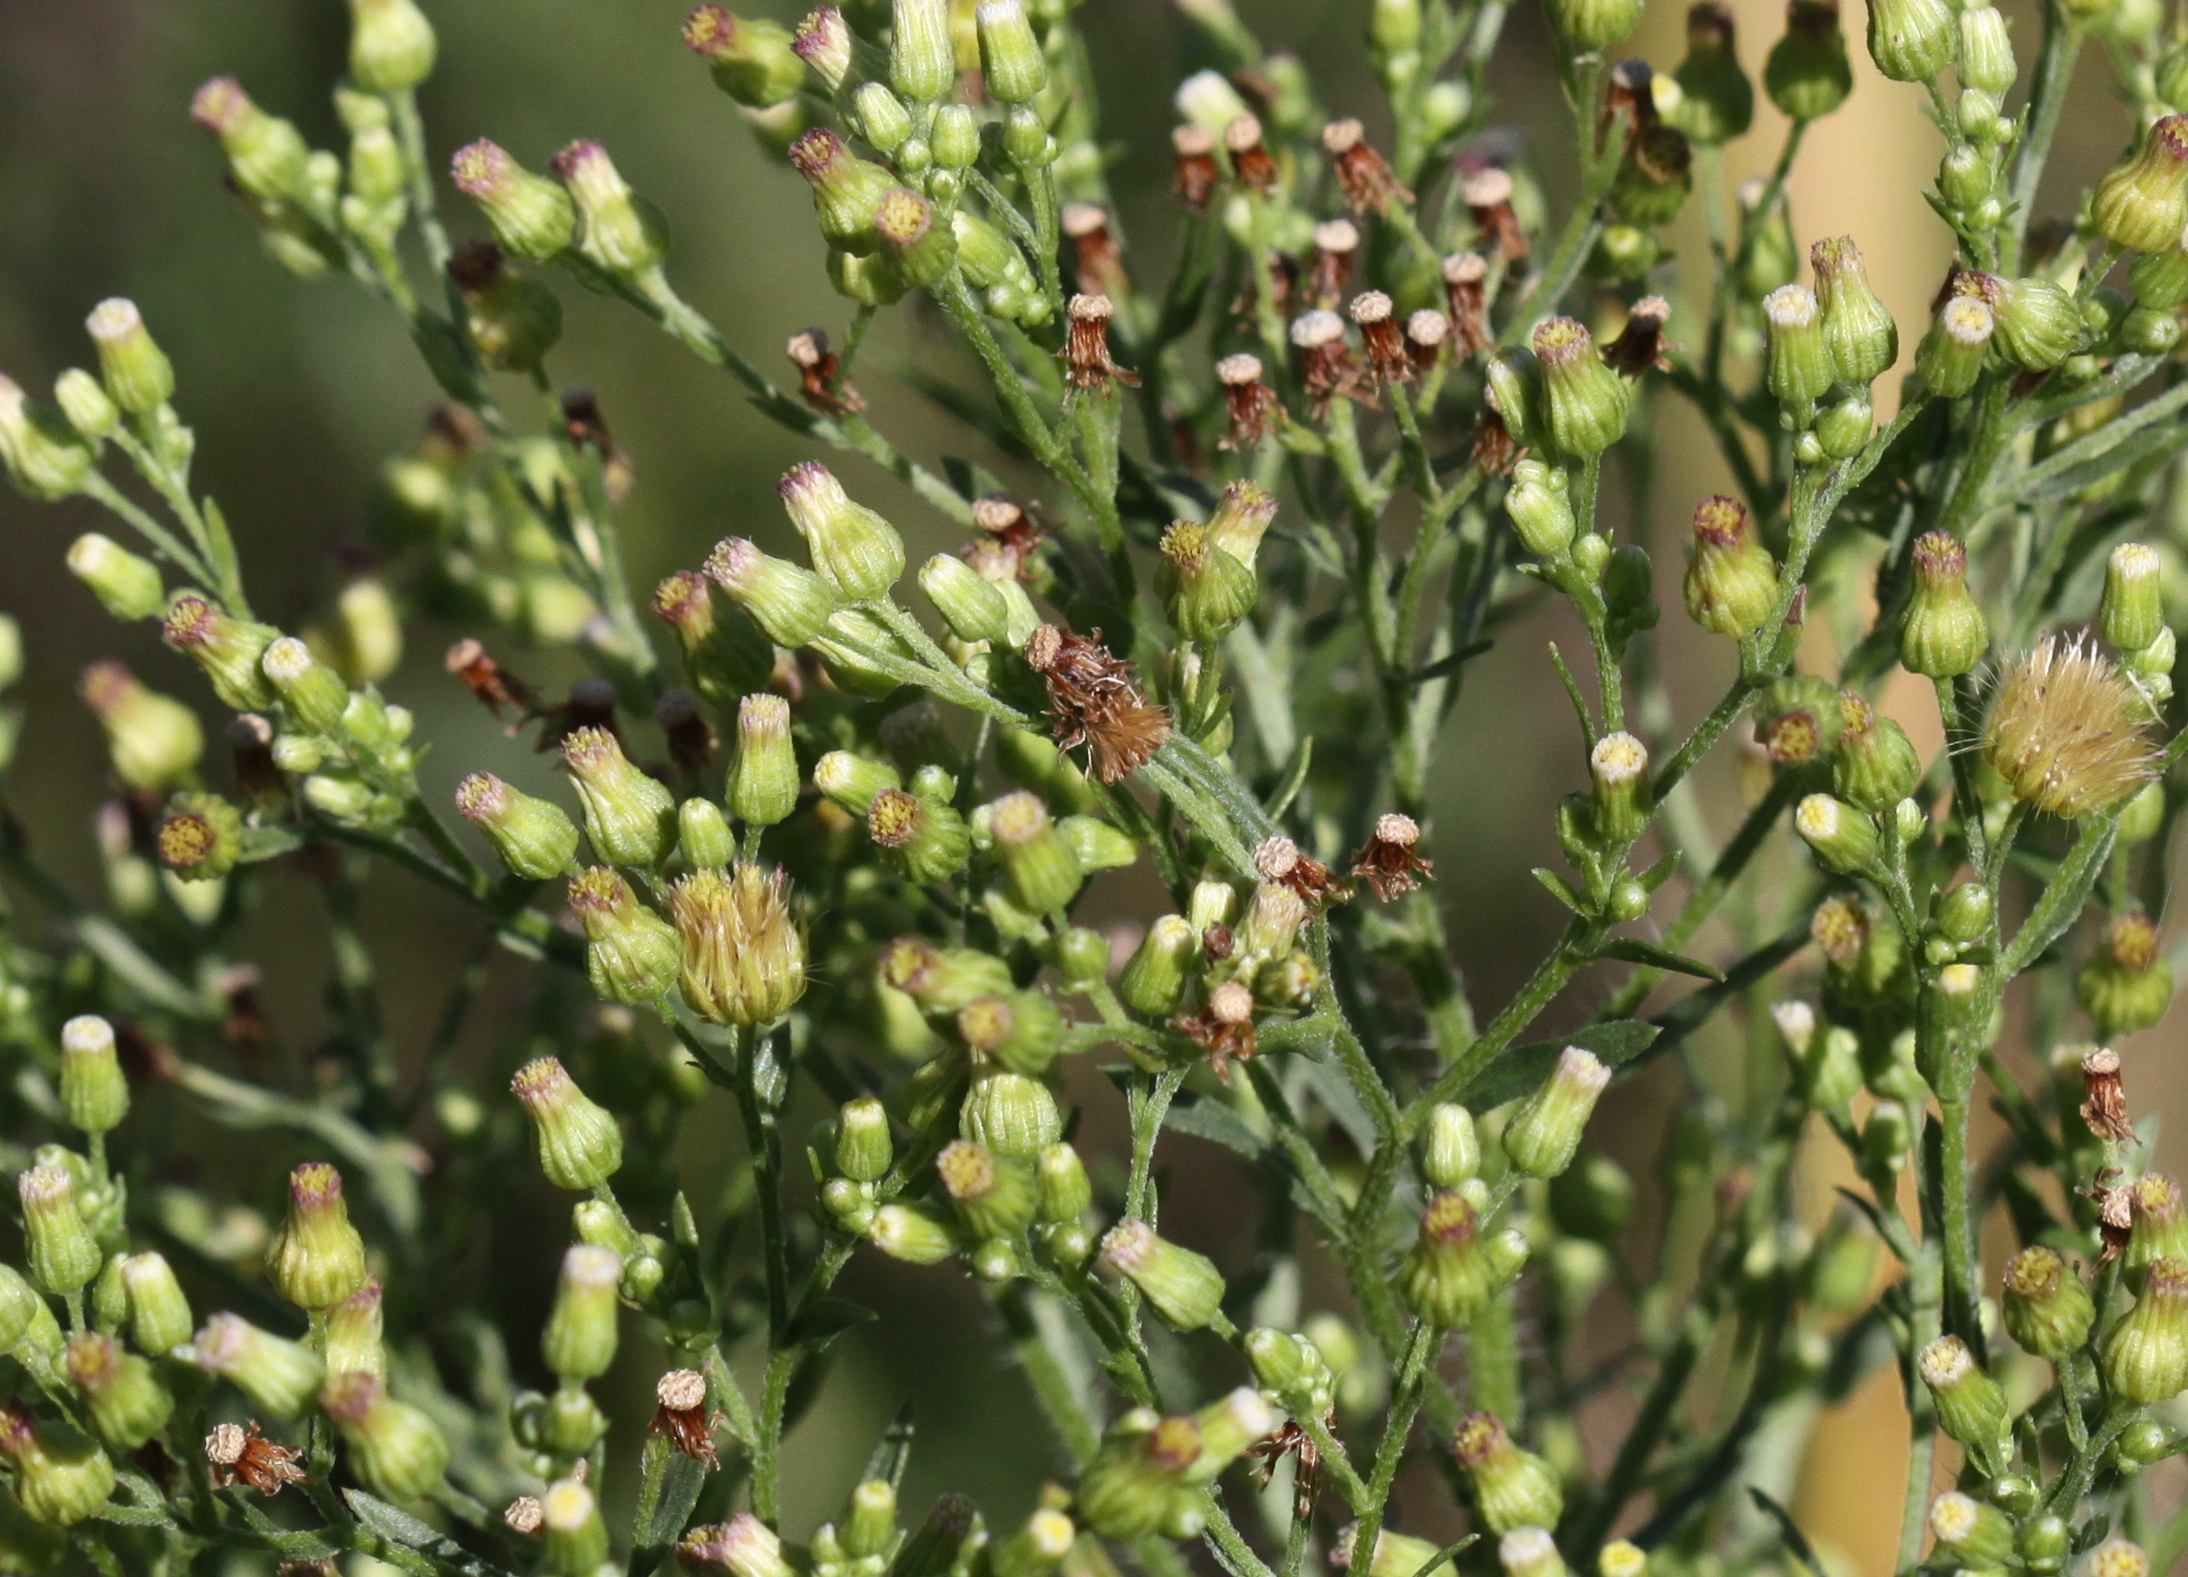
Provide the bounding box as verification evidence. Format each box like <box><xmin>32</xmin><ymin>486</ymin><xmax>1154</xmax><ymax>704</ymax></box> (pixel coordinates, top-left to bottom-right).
<box><xmin>2</xmin><ymin>0</ymin><xmax>2188</xmax><ymax>1573</ymax></box>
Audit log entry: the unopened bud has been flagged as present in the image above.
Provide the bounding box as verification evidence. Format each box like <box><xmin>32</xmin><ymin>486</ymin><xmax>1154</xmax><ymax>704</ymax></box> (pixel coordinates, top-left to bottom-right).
<box><xmin>1423</xmin><ymin>1103</ymin><xmax>1480</xmax><ymax>1188</ymax></box>
<box><xmin>2002</xmin><ymin>1244</ymin><xmax>2095</xmax><ymax>1362</ymax></box>
<box><xmin>543</xmin><ymin>1244</ymin><xmax>623</xmax><ymax>1383</ymax></box>
<box><xmin>683</xmin><ymin>6</ymin><xmax>806</xmax><ymax>108</ymax></box>
<box><xmin>320</xmin><ymin>1370</ymin><xmax>450</xmax><ymax>1502</ymax></box>
<box><xmin>456</xmin><ymin>772</ymin><xmax>579</xmax><ymax>880</ymax></box>
<box><xmin>1864</xmin><ymin>0</ymin><xmax>1952</xmax><ymax>83</ymax></box>
<box><xmin>1400</xmin><ymin>1190</ymin><xmax>1527</xmax><ymax>1329</ymax></box>
<box><xmin>1101</xmin><ymin>1220</ymin><xmax>1227</xmax><ymax>1330</ymax></box>
<box><xmin>19</xmin><ymin>1166</ymin><xmax>100</xmax><ymax>1296</ymax></box>
<box><xmin>511</xmin><ymin>1055</ymin><xmax>624</xmax><ymax>1191</ymax></box>
<box><xmin>265</xmin><ymin>1162</ymin><xmax>368</xmax><ymax>1312</ymax></box>
<box><xmin>1453</xmin><ymin>1411</ymin><xmax>1563</xmax><ymax>1534</ymax></box>
<box><xmin>1917</xmin><ymin>1335</ymin><xmax>2010</xmax><ymax>1469</ymax></box>
<box><xmin>567</xmin><ymin>867</ymin><xmax>681</xmax><ymax>1007</ymax></box>
<box><xmin>2103</xmin><ymin>543</ymin><xmax>2167</xmax><ymax>654</ymax></box>
<box><xmin>1531</xmin><ymin>317</ymin><xmax>1629</xmax><ymax>457</ymax></box>
<box><xmin>561</xmin><ymin>726</ymin><xmax>676</xmax><ymax>868</ymax></box>
<box><xmin>450</xmin><ymin>140</ymin><xmax>577</xmax><ymax>261</ymax></box>
<box><xmin>84</xmin><ymin>299</ymin><xmax>173</xmax><ymax>415</ymax></box>
<box><xmin>1900</xmin><ymin>531</ymin><xmax>1987</xmax><ymax>677</ymax></box>
<box><xmin>0</xmin><ymin>1400</ymin><xmax>114</xmax><ymax>1528</ymax></box>
<box><xmin>1795</xmin><ymin>793</ymin><xmax>1880</xmax><ymax>873</ymax></box>
<box><xmin>118</xmin><ymin>1252</ymin><xmax>192</xmax><ymax>1356</ymax></box>
<box><xmin>2095</xmin><ymin>116</ymin><xmax>2188</xmax><ymax>254</ymax></box>
<box><xmin>58</xmin><ymin>1017</ymin><xmax>128</xmax><ymax>1137</ymax></box>
<box><xmin>191</xmin><ymin>1313</ymin><xmax>326</xmax><ymax>1419</ymax></box>
<box><xmin>1504</xmin><ymin>1047</ymin><xmax>1612</xmax><ymax>1178</ymax></box>
<box><xmin>1683</xmin><ymin>495</ymin><xmax>1777</xmax><ymax>637</ymax></box>
<box><xmin>780</xmin><ymin>461</ymin><xmax>905</xmax><ymax>602</ymax></box>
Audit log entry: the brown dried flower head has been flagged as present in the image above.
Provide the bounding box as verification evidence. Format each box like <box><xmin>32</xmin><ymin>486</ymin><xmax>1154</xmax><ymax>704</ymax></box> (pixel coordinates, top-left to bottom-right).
<box><xmin>650</xmin><ymin>1367</ymin><xmax>722</xmax><ymax>1467</ymax></box>
<box><xmin>206</xmin><ymin>1420</ymin><xmax>306</xmax><ymax>1495</ymax></box>
<box><xmin>1172</xmin><ymin>124</ymin><xmax>1220</xmax><ymax>209</ymax></box>
<box><xmin>1062</xmin><ymin>294</ymin><xmax>1139</xmax><ymax>392</ymax></box>
<box><xmin>1225</xmin><ymin>113</ymin><xmax>1280</xmax><ymax>193</ymax></box>
<box><xmin>2080</xmin><ymin>1046</ymin><xmax>2135</xmax><ymax>1145</ymax></box>
<box><xmin>1322</xmin><ymin>119</ymin><xmax>1412</xmax><ymax>214</ymax></box>
<box><xmin>1351</xmin><ymin>812</ymin><xmax>1434</xmax><ymax>899</ymax></box>
<box><xmin>1983</xmin><ymin>637</ymin><xmax>2159</xmax><ymax>820</ymax></box>
<box><xmin>1024</xmin><ymin>625</ymin><xmax>1171</xmax><ymax>783</ymax></box>
<box><xmin>1254</xmin><ymin>834</ymin><xmax>1351</xmax><ymax>905</ymax></box>
<box><xmin>786</xmin><ymin>328</ymin><xmax>863</xmax><ymax>416</ymax></box>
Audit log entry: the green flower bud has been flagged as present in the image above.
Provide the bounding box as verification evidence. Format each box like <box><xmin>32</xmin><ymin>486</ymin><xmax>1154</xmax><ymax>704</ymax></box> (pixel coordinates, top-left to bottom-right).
<box><xmin>976</xmin><ymin>0</ymin><xmax>1048</xmax><ymax>102</ymax></box>
<box><xmin>779</xmin><ymin>461</ymin><xmax>906</xmax><ymax>602</ymax></box>
<box><xmin>1927</xmin><ymin>1491</ymin><xmax>2013</xmax><ymax>1568</ymax></box>
<box><xmin>654</xmin><ymin>571</ymin><xmax>774</xmax><ymax>705</ymax></box>
<box><xmin>265</xmin><ymin>1162</ymin><xmax>368</xmax><ymax>1312</ymax></box>
<box><xmin>1506</xmin><ymin>459</ymin><xmax>1576</xmax><ymax>560</ymax></box>
<box><xmin>991</xmin><ymin>1508</ymin><xmax>1075</xmax><ymax>1577</ymax></box>
<box><xmin>1810</xmin><ymin>236</ymin><xmax>1896</xmax><ymax>387</ymax></box>
<box><xmin>2078</xmin><ymin>910</ymin><xmax>2173</xmax><ymax>1038</ymax></box>
<box><xmin>855</xmin><ymin>84</ymin><xmax>917</xmax><ymax>155</ymax></box>
<box><xmin>891</xmin><ymin>0</ymin><xmax>955</xmax><ymax>101</ymax></box>
<box><xmin>677</xmin><ymin>790</ymin><xmax>736</xmax><ymax>868</ymax></box>
<box><xmin>728</xmin><ymin>695</ymin><xmax>800</xmax><ymax>829</ymax></box>
<box><xmin>188</xmin><ymin>77</ymin><xmax>310</xmax><ymax>203</ymax></box>
<box><xmin>553</xmin><ymin>140</ymin><xmax>667</xmax><ymax>278</ymax></box>
<box><xmin>958</xmin><ymin>991</ymin><xmax>1066</xmax><ymax>1079</ymax></box>
<box><xmin>1159</xmin><ymin>521</ymin><xmax>1258</xmax><ymax>643</ymax></box>
<box><xmin>321</xmin><ymin>1370</ymin><xmax>449</xmax><ymax>1502</ymax></box>
<box><xmin>453</xmin><ymin>772</ymin><xmax>579</xmax><ymax>880</ymax></box>
<box><xmin>1675</xmin><ymin>5</ymin><xmax>1755</xmax><ymax>145</ymax></box>
<box><xmin>53</xmin><ymin>368</ymin><xmax>116</xmax><ymax>442</ymax></box>
<box><xmin>65</xmin><ymin>1332</ymin><xmax>172</xmax><ymax>1450</ymax></box>
<box><xmin>1762</xmin><ymin>284</ymin><xmax>1833</xmax><ymax>409</ymax></box>
<box><xmin>0</xmin><ymin>377</ymin><xmax>93</xmax><ymax>502</ymax></box>
<box><xmin>921</xmin><ymin>553</ymin><xmax>1009</xmax><ymax>643</ymax></box>
<box><xmin>0</xmin><ymin>1403</ymin><xmax>112</xmax><ymax>1528</ymax></box>
<box><xmin>1586</xmin><ymin>732</ymin><xmax>1651</xmax><ymax>844</ymax></box>
<box><xmin>882</xmin><ymin>938</ymin><xmax>1014</xmax><ymax>1015</ymax></box>
<box><xmin>1550</xmin><ymin>0</ymin><xmax>1643</xmax><ymax>51</ymax></box>
<box><xmin>938</xmin><ymin>1140</ymin><xmax>1039</xmax><ymax>1241</ymax></box>
<box><xmin>0</xmin><ymin>1266</ymin><xmax>60</xmax><ymax>1388</ymax></box>
<box><xmin>1400</xmin><ymin>1190</ymin><xmax>1527</xmax><ymax>1328</ymax></box>
<box><xmin>1764</xmin><ymin>0</ymin><xmax>1853</xmax><ymax>121</ymax></box>
<box><xmin>683</xmin><ymin>6</ymin><xmax>806</xmax><ymax>108</ymax></box>
<box><xmin>869</xmin><ymin>1202</ymin><xmax>959</xmax><ymax>1264</ymax></box>
<box><xmin>670</xmin><ymin>863</ymin><xmax>808</xmax><ymax>1028</ymax></box>
<box><xmin>930</xmin><ymin>104</ymin><xmax>981</xmax><ymax>171</ymax></box>
<box><xmin>1916</xmin><ymin>1335</ymin><xmax>2010</xmax><ymax>1470</ymax></box>
<box><xmin>450</xmin><ymin>140</ymin><xmax>577</xmax><ymax>261</ymax></box>
<box><xmin>1504</xmin><ymin>1046</ymin><xmax>1612</xmax><ymax>1178</ymax></box>
<box><xmin>1115</xmin><ymin>915</ymin><xmax>1196</xmax><ymax>1018</ymax></box>
<box><xmin>991</xmin><ymin>791</ymin><xmax>1084</xmax><ymax>917</ymax></box>
<box><xmin>512</xmin><ymin>1055</ymin><xmax>625</xmax><ymax>1190</ymax></box>
<box><xmin>1864</xmin><ymin>0</ymin><xmax>1952</xmax><ymax>82</ymax></box>
<box><xmin>1795</xmin><ymin>792</ymin><xmax>1880</xmax><ymax>873</ymax></box>
<box><xmin>789</xmin><ymin>129</ymin><xmax>899</xmax><ymax>255</ymax></box>
<box><xmin>58</xmin><ymin>1017</ymin><xmax>127</xmax><ymax>1138</ymax></box>
<box><xmin>162</xmin><ymin>592</ymin><xmax>279</xmax><ymax>710</ymax></box>
<box><xmin>842</xmin><ymin>1479</ymin><xmax>899</xmax><ymax>1562</ymax></box>
<box><xmin>83</xmin><ymin>299</ymin><xmax>173</xmax><ymax>415</ymax></box>
<box><xmin>1899</xmin><ymin>531</ymin><xmax>1987</xmax><ymax>677</ymax></box>
<box><xmin>1233</xmin><ymin>881</ymin><xmax>1308</xmax><ymax>965</ymax></box>
<box><xmin>19</xmin><ymin>1166</ymin><xmax>100</xmax><ymax>1296</ymax></box>
<box><xmin>1609</xmin><ymin>125</ymin><xmax>1692</xmax><ymax>228</ymax></box>
<box><xmin>560</xmin><ymin>726</ymin><xmax>676</xmax><ymax>869</ymax></box>
<box><xmin>258</xmin><ymin>637</ymin><xmax>347</xmax><ymax>735</ymax></box>
<box><xmin>1955</xmin><ymin>6</ymin><xmax>2014</xmax><ymax>95</ymax></box>
<box><xmin>1983</xmin><ymin>274</ymin><xmax>2083</xmax><ymax>371</ymax></box>
<box><xmin>542</xmin><ymin>1244</ymin><xmax>622</xmax><ymax>1383</ymax></box>
<box><xmin>2002</xmin><ymin>1244</ymin><xmax>2095</xmax><ymax>1362</ymax></box>
<box><xmin>1101</xmin><ymin>1220</ymin><xmax>1226</xmax><ymax>1330</ymax></box>
<box><xmin>66</xmin><ymin>535</ymin><xmax>163</xmax><ymax>623</ymax></box>
<box><xmin>2126</xmin><ymin>1175</ymin><xmax>2188</xmax><ymax>1294</ymax></box>
<box><xmin>835</xmin><ymin>1098</ymin><xmax>894</xmax><ymax>1183</ymax></box>
<box><xmin>1036</xmin><ymin>1142</ymin><xmax>1091</xmax><ymax>1224</ymax></box>
<box><xmin>2093</xmin><ymin>116</ymin><xmax>2188</xmax><ymax>254</ymax></box>
<box><xmin>540</xmin><ymin>1477</ymin><xmax>611</xmax><ymax>1577</ymax></box>
<box><xmin>118</xmin><ymin>1253</ymin><xmax>191</xmax><ymax>1356</ymax></box>
<box><xmin>2105</xmin><ymin>1257</ymin><xmax>2188</xmax><ymax>1403</ymax></box>
<box><xmin>155</xmin><ymin>791</ymin><xmax>242</xmax><ymax>883</ymax></box>
<box><xmin>706</xmin><ymin>536</ymin><xmax>840</xmax><ymax>647</ymax></box>
<box><xmin>1813</xmin><ymin>391</ymin><xmax>1873</xmax><ymax>458</ymax></box>
<box><xmin>1830</xmin><ymin>693</ymin><xmax>1920</xmax><ymax>812</ymax></box>
<box><xmin>191</xmin><ymin>1313</ymin><xmax>326</xmax><ymax>1419</ymax></box>
<box><xmin>1423</xmin><ymin>1103</ymin><xmax>1480</xmax><ymax>1189</ymax></box>
<box><xmin>1453</xmin><ymin>1412</ymin><xmax>1562</xmax><ymax>1534</ymax></box>
<box><xmin>2130</xmin><ymin>241</ymin><xmax>2188</xmax><ymax>310</ymax></box>
<box><xmin>83</xmin><ymin>663</ymin><xmax>203</xmax><ymax>791</ymax></box>
<box><xmin>2104</xmin><ymin>542</ymin><xmax>2166</xmax><ymax>654</ymax></box>
<box><xmin>567</xmin><ymin>867</ymin><xmax>681</xmax><ymax>1007</ymax></box>
<box><xmin>1681</xmin><ymin>494</ymin><xmax>1778</xmax><ymax>638</ymax></box>
<box><xmin>447</xmin><ymin>241</ymin><xmax>563</xmax><ymax>372</ymax></box>
<box><xmin>1077</xmin><ymin>1413</ymin><xmax>1202</xmax><ymax>1539</ymax></box>
<box><xmin>1530</xmin><ymin>317</ymin><xmax>1629</xmax><ymax>457</ymax></box>
<box><xmin>1183</xmin><ymin>1387</ymin><xmax>1277</xmax><ymax>1485</ymax></box>
<box><xmin>326</xmin><ymin>1277</ymin><xmax>386</xmax><ymax>1380</ymax></box>
<box><xmin>345</xmin><ymin>0</ymin><xmax>436</xmax><ymax>91</ymax></box>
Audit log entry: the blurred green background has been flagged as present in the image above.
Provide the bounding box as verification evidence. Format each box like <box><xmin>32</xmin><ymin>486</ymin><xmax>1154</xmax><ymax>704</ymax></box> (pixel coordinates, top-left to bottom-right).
<box><xmin>0</xmin><ymin>1</ymin><xmax>2168</xmax><ymax>1572</ymax></box>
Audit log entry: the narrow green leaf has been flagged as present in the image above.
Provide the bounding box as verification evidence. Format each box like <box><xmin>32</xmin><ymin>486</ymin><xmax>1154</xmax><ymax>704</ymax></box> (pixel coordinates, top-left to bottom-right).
<box><xmin>1462</xmin><ymin>1020</ymin><xmax>1659</xmax><ymax>1111</ymax></box>
<box><xmin>861</xmin><ymin>1400</ymin><xmax>917</xmax><ymax>1488</ymax></box>
<box><xmin>1595</xmin><ymin>937</ymin><xmax>1724</xmax><ymax>981</ymax></box>
<box><xmin>1532</xmin><ymin>868</ymin><xmax>1588</xmax><ymax>914</ymax></box>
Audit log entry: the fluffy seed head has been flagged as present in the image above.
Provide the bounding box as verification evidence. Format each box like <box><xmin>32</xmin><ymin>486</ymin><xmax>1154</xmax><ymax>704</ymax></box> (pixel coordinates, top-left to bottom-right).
<box><xmin>1983</xmin><ymin>637</ymin><xmax>2159</xmax><ymax>819</ymax></box>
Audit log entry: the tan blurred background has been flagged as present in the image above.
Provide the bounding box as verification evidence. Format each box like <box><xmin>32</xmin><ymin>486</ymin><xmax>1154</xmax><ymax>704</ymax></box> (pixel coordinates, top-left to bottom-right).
<box><xmin>0</xmin><ymin>0</ymin><xmax>2172</xmax><ymax>1571</ymax></box>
